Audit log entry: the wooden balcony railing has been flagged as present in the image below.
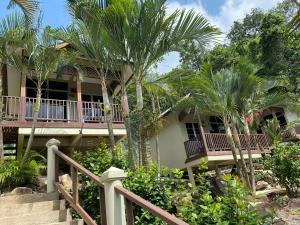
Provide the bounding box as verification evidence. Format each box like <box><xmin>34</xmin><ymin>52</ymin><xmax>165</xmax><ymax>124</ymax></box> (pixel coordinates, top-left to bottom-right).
<box><xmin>185</xmin><ymin>133</ymin><xmax>270</xmax><ymax>159</ymax></box>
<box><xmin>1</xmin><ymin>96</ymin><xmax>123</xmax><ymax>124</ymax></box>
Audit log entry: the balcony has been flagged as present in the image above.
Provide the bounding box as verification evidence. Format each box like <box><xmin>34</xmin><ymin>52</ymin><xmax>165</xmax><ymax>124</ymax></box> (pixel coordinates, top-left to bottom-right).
<box><xmin>1</xmin><ymin>96</ymin><xmax>123</xmax><ymax>128</ymax></box>
<box><xmin>184</xmin><ymin>133</ymin><xmax>270</xmax><ymax>162</ymax></box>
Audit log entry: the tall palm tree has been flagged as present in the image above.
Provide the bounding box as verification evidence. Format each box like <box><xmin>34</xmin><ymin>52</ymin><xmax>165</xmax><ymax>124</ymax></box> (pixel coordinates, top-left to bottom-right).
<box><xmin>103</xmin><ymin>0</ymin><xmax>220</xmax><ymax>165</ymax></box>
<box><xmin>55</xmin><ymin>0</ymin><xmax>118</xmax><ymax>156</ymax></box>
<box><xmin>7</xmin><ymin>26</ymin><xmax>68</xmax><ymax>164</ymax></box>
<box><xmin>0</xmin><ymin>12</ymin><xmax>27</xmax><ymax>161</ymax></box>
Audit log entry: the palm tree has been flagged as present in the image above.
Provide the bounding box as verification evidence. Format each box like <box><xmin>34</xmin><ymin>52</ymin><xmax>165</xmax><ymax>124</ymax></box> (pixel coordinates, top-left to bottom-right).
<box><xmin>55</xmin><ymin>0</ymin><xmax>118</xmax><ymax>156</ymax></box>
<box><xmin>0</xmin><ymin>12</ymin><xmax>27</xmax><ymax>161</ymax></box>
<box><xmin>6</xmin><ymin>0</ymin><xmax>39</xmax><ymax>20</ymax></box>
<box><xmin>103</xmin><ymin>0</ymin><xmax>219</xmax><ymax>165</ymax></box>
<box><xmin>232</xmin><ymin>60</ymin><xmax>288</xmax><ymax>193</ymax></box>
<box><xmin>7</xmin><ymin>26</ymin><xmax>68</xmax><ymax>164</ymax></box>
<box><xmin>288</xmin><ymin>0</ymin><xmax>300</xmax><ymax>31</ymax></box>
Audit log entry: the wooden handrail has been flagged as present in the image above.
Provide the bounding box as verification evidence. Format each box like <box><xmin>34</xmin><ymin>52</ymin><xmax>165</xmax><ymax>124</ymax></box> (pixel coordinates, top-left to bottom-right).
<box><xmin>52</xmin><ymin>148</ymin><xmax>106</xmax><ymax>225</ymax></box>
<box><xmin>53</xmin><ymin>148</ymin><xmax>104</xmax><ymax>187</ymax></box>
<box><xmin>115</xmin><ymin>186</ymin><xmax>189</xmax><ymax>225</ymax></box>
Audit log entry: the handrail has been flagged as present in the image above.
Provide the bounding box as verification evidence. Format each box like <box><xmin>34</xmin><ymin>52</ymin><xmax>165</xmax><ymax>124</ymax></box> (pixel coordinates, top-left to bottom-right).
<box><xmin>115</xmin><ymin>186</ymin><xmax>189</xmax><ymax>225</ymax></box>
<box><xmin>53</xmin><ymin>149</ymin><xmax>104</xmax><ymax>187</ymax></box>
<box><xmin>52</xmin><ymin>148</ymin><xmax>106</xmax><ymax>225</ymax></box>
<box><xmin>50</xmin><ymin>146</ymin><xmax>189</xmax><ymax>225</ymax></box>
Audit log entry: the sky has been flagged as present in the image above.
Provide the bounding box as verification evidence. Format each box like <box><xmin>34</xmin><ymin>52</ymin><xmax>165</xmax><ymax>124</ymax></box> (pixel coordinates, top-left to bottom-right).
<box><xmin>0</xmin><ymin>0</ymin><xmax>283</xmax><ymax>74</ymax></box>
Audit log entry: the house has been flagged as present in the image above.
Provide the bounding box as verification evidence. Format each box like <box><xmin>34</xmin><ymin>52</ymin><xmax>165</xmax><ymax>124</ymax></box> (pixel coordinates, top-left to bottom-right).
<box><xmin>1</xmin><ymin>51</ymin><xmax>132</xmax><ymax>159</ymax></box>
<box><xmin>149</xmin><ymin>105</ymin><xmax>299</xmax><ymax>182</ymax></box>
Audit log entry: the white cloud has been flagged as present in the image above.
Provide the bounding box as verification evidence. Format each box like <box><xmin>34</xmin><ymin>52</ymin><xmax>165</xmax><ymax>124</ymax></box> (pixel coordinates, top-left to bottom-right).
<box><xmin>156</xmin><ymin>0</ymin><xmax>283</xmax><ymax>74</ymax></box>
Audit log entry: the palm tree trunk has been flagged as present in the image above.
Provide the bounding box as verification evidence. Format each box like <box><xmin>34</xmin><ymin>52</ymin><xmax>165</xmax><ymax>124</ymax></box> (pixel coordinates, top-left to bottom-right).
<box><xmin>22</xmin><ymin>87</ymin><xmax>41</xmax><ymax>165</ymax></box>
<box><xmin>223</xmin><ymin>118</ymin><xmax>244</xmax><ymax>180</ymax></box>
<box><xmin>101</xmin><ymin>77</ymin><xmax>115</xmax><ymax>157</ymax></box>
<box><xmin>244</xmin><ymin>123</ymin><xmax>256</xmax><ymax>193</ymax></box>
<box><xmin>151</xmin><ymin>94</ymin><xmax>161</xmax><ymax>171</ymax></box>
<box><xmin>136</xmin><ymin>80</ymin><xmax>147</xmax><ymax>165</ymax></box>
<box><xmin>231</xmin><ymin>125</ymin><xmax>251</xmax><ymax>189</ymax></box>
<box><xmin>0</xmin><ymin>63</ymin><xmax>4</xmax><ymax>162</ymax></box>
<box><xmin>120</xmin><ymin>67</ymin><xmax>134</xmax><ymax>168</ymax></box>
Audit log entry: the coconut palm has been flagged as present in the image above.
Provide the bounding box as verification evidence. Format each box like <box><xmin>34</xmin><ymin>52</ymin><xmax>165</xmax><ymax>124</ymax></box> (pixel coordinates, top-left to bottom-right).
<box><xmin>0</xmin><ymin>12</ymin><xmax>27</xmax><ymax>161</ymax></box>
<box><xmin>7</xmin><ymin>26</ymin><xmax>68</xmax><ymax>164</ymax></box>
<box><xmin>55</xmin><ymin>0</ymin><xmax>118</xmax><ymax>156</ymax></box>
<box><xmin>102</xmin><ymin>0</ymin><xmax>219</xmax><ymax>165</ymax></box>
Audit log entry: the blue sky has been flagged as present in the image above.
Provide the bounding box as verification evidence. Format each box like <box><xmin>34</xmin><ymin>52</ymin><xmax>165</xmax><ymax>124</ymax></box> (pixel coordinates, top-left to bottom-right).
<box><xmin>0</xmin><ymin>0</ymin><xmax>283</xmax><ymax>73</ymax></box>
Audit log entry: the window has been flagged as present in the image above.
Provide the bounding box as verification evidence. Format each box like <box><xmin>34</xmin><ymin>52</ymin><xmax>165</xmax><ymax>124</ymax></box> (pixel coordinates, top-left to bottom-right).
<box><xmin>276</xmin><ymin>112</ymin><xmax>287</xmax><ymax>127</ymax></box>
<box><xmin>209</xmin><ymin>116</ymin><xmax>225</xmax><ymax>133</ymax></box>
<box><xmin>82</xmin><ymin>94</ymin><xmax>103</xmax><ymax>103</ymax></box>
<box><xmin>185</xmin><ymin>123</ymin><xmax>201</xmax><ymax>141</ymax></box>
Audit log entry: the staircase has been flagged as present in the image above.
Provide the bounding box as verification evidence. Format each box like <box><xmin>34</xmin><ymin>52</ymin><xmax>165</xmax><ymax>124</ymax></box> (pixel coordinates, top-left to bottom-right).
<box><xmin>0</xmin><ymin>192</ymin><xmax>83</xmax><ymax>225</ymax></box>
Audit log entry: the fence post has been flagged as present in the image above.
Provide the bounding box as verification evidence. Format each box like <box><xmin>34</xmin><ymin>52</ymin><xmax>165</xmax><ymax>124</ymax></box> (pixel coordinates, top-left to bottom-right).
<box><xmin>46</xmin><ymin>138</ymin><xmax>60</xmax><ymax>193</ymax></box>
<box><xmin>100</xmin><ymin>167</ymin><xmax>127</xmax><ymax>225</ymax></box>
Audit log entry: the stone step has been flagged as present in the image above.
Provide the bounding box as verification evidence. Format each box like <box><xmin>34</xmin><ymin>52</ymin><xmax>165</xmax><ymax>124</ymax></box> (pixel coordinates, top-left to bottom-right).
<box><xmin>0</xmin><ymin>192</ymin><xmax>59</xmax><ymax>205</ymax></box>
<box><xmin>0</xmin><ymin>209</ymin><xmax>71</xmax><ymax>225</ymax></box>
<box><xmin>0</xmin><ymin>200</ymin><xmax>65</xmax><ymax>217</ymax></box>
<box><xmin>45</xmin><ymin>219</ymin><xmax>84</xmax><ymax>225</ymax></box>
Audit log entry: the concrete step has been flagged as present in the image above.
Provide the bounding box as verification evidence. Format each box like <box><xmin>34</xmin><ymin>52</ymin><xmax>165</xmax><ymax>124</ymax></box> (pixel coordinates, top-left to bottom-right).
<box><xmin>45</xmin><ymin>219</ymin><xmax>84</xmax><ymax>225</ymax></box>
<box><xmin>0</xmin><ymin>199</ymin><xmax>65</xmax><ymax>217</ymax></box>
<box><xmin>0</xmin><ymin>209</ymin><xmax>71</xmax><ymax>225</ymax></box>
<box><xmin>0</xmin><ymin>192</ymin><xmax>59</xmax><ymax>205</ymax></box>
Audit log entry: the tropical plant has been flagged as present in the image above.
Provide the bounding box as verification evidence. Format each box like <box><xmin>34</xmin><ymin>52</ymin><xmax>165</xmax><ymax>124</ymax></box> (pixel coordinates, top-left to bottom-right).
<box><xmin>55</xmin><ymin>0</ymin><xmax>119</xmax><ymax>157</ymax></box>
<box><xmin>7</xmin><ymin>26</ymin><xmax>68</xmax><ymax>164</ymax></box>
<box><xmin>6</xmin><ymin>0</ymin><xmax>39</xmax><ymax>20</ymax></box>
<box><xmin>0</xmin><ymin>151</ymin><xmax>45</xmax><ymax>190</ymax></box>
<box><xmin>264</xmin><ymin>142</ymin><xmax>300</xmax><ymax>198</ymax></box>
<box><xmin>0</xmin><ymin>12</ymin><xmax>27</xmax><ymax>161</ymax></box>
<box><xmin>100</xmin><ymin>0</ymin><xmax>219</xmax><ymax>165</ymax></box>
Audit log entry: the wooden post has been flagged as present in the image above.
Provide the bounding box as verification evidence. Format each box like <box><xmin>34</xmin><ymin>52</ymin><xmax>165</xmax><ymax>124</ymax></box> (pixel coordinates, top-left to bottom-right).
<box><xmin>76</xmin><ymin>75</ymin><xmax>83</xmax><ymax>123</ymax></box>
<box><xmin>46</xmin><ymin>138</ymin><xmax>60</xmax><ymax>193</ymax></box>
<box><xmin>100</xmin><ymin>167</ymin><xmax>127</xmax><ymax>225</ymax></box>
<box><xmin>187</xmin><ymin>166</ymin><xmax>195</xmax><ymax>184</ymax></box>
<box><xmin>196</xmin><ymin>110</ymin><xmax>209</xmax><ymax>155</ymax></box>
<box><xmin>19</xmin><ymin>74</ymin><xmax>26</xmax><ymax>122</ymax></box>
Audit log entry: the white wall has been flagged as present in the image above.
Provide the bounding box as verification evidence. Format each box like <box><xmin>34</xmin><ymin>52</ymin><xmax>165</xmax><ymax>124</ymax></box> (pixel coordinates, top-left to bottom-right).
<box><xmin>284</xmin><ymin>109</ymin><xmax>300</xmax><ymax>123</ymax></box>
<box><xmin>150</xmin><ymin>111</ymin><xmax>189</xmax><ymax>169</ymax></box>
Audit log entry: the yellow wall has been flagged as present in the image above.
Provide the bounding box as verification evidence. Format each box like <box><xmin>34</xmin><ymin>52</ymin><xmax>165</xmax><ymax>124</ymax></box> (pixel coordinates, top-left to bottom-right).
<box><xmin>7</xmin><ymin>66</ymin><xmax>21</xmax><ymax>97</ymax></box>
<box><xmin>149</xmin><ymin>111</ymin><xmax>189</xmax><ymax>169</ymax></box>
<box><xmin>284</xmin><ymin>109</ymin><xmax>300</xmax><ymax>123</ymax></box>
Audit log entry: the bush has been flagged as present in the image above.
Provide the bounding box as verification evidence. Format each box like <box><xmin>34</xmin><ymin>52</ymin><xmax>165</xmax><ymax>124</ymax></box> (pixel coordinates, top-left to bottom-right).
<box><xmin>264</xmin><ymin>142</ymin><xmax>300</xmax><ymax>198</ymax></box>
<box><xmin>0</xmin><ymin>152</ymin><xmax>45</xmax><ymax>191</ymax></box>
<box><xmin>73</xmin><ymin>144</ymin><xmax>128</xmax><ymax>222</ymax></box>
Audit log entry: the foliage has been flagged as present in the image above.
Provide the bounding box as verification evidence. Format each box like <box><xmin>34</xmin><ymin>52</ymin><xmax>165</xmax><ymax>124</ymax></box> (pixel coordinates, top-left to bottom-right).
<box><xmin>178</xmin><ymin>162</ymin><xmax>266</xmax><ymax>225</ymax></box>
<box><xmin>264</xmin><ymin>142</ymin><xmax>300</xmax><ymax>198</ymax></box>
<box><xmin>73</xmin><ymin>144</ymin><xmax>128</xmax><ymax>222</ymax></box>
<box><xmin>0</xmin><ymin>152</ymin><xmax>45</xmax><ymax>190</ymax></box>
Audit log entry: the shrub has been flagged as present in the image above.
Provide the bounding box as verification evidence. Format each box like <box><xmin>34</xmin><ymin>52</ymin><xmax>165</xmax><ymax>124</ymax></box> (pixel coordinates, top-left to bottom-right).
<box><xmin>73</xmin><ymin>144</ymin><xmax>128</xmax><ymax>222</ymax></box>
<box><xmin>264</xmin><ymin>142</ymin><xmax>300</xmax><ymax>198</ymax></box>
<box><xmin>0</xmin><ymin>152</ymin><xmax>45</xmax><ymax>191</ymax></box>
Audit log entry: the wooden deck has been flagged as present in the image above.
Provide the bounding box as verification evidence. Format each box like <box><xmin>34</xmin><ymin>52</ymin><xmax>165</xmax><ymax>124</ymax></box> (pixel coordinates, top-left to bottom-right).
<box><xmin>184</xmin><ymin>133</ymin><xmax>270</xmax><ymax>163</ymax></box>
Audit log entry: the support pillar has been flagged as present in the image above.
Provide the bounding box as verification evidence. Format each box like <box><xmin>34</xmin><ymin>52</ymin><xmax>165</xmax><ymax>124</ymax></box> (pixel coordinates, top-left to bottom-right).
<box><xmin>19</xmin><ymin>74</ymin><xmax>26</xmax><ymax>122</ymax></box>
<box><xmin>196</xmin><ymin>109</ymin><xmax>209</xmax><ymax>155</ymax></box>
<box><xmin>215</xmin><ymin>164</ymin><xmax>221</xmax><ymax>178</ymax></box>
<box><xmin>100</xmin><ymin>167</ymin><xmax>127</xmax><ymax>225</ymax></box>
<box><xmin>187</xmin><ymin>166</ymin><xmax>195</xmax><ymax>184</ymax></box>
<box><xmin>76</xmin><ymin>75</ymin><xmax>83</xmax><ymax>123</ymax></box>
<box><xmin>46</xmin><ymin>138</ymin><xmax>60</xmax><ymax>193</ymax></box>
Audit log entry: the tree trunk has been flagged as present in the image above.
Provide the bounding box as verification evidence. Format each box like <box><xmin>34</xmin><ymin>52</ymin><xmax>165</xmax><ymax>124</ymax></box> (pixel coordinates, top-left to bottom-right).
<box><xmin>244</xmin><ymin>124</ymin><xmax>256</xmax><ymax>193</ymax></box>
<box><xmin>136</xmin><ymin>80</ymin><xmax>147</xmax><ymax>165</ymax></box>
<box><xmin>231</xmin><ymin>125</ymin><xmax>251</xmax><ymax>189</ymax></box>
<box><xmin>223</xmin><ymin>118</ymin><xmax>244</xmax><ymax>180</ymax></box>
<box><xmin>101</xmin><ymin>77</ymin><xmax>115</xmax><ymax>158</ymax></box>
<box><xmin>151</xmin><ymin>94</ymin><xmax>161</xmax><ymax>171</ymax></box>
<box><xmin>120</xmin><ymin>68</ymin><xmax>134</xmax><ymax>168</ymax></box>
<box><xmin>0</xmin><ymin>63</ymin><xmax>3</xmax><ymax>162</ymax></box>
<box><xmin>22</xmin><ymin>87</ymin><xmax>41</xmax><ymax>165</ymax></box>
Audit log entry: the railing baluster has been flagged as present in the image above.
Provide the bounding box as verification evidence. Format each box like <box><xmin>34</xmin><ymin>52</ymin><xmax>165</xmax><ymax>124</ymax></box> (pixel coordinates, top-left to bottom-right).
<box><xmin>125</xmin><ymin>198</ymin><xmax>134</xmax><ymax>225</ymax></box>
<box><xmin>99</xmin><ymin>186</ymin><xmax>107</xmax><ymax>225</ymax></box>
<box><xmin>71</xmin><ymin>166</ymin><xmax>79</xmax><ymax>205</ymax></box>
